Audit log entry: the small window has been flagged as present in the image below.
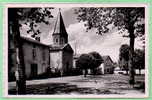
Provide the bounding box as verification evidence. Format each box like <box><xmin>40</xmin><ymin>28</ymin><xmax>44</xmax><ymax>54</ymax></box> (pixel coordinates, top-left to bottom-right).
<box><xmin>61</xmin><ymin>38</ymin><xmax>64</xmax><ymax>44</ymax></box>
<box><xmin>56</xmin><ymin>39</ymin><xmax>58</xmax><ymax>43</ymax></box>
<box><xmin>32</xmin><ymin>47</ymin><xmax>36</xmax><ymax>60</ymax></box>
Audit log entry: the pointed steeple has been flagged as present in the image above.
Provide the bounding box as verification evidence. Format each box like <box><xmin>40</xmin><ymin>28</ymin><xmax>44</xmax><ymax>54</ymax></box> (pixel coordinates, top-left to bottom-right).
<box><xmin>53</xmin><ymin>9</ymin><xmax>68</xmax><ymax>36</ymax></box>
<box><xmin>52</xmin><ymin>9</ymin><xmax>68</xmax><ymax>46</ymax></box>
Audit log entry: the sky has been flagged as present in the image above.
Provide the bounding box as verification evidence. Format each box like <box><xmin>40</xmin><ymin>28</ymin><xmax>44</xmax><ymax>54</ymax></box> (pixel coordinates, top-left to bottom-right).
<box><xmin>20</xmin><ymin>8</ymin><xmax>144</xmax><ymax>62</ymax></box>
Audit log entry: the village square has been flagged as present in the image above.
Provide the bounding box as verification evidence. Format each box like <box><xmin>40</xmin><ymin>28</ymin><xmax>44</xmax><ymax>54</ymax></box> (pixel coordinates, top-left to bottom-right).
<box><xmin>7</xmin><ymin>6</ymin><xmax>146</xmax><ymax>96</ymax></box>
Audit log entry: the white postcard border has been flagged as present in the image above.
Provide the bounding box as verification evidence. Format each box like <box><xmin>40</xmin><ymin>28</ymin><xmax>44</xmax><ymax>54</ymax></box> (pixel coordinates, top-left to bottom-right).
<box><xmin>3</xmin><ymin>3</ymin><xmax>149</xmax><ymax>98</ymax></box>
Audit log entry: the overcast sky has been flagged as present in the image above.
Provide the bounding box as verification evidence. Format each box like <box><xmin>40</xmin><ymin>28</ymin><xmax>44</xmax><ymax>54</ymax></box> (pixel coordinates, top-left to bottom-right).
<box><xmin>21</xmin><ymin>8</ymin><xmax>144</xmax><ymax>62</ymax></box>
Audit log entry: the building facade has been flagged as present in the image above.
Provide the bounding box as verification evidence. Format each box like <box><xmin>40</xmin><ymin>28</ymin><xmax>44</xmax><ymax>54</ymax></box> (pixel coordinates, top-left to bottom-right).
<box><xmin>21</xmin><ymin>37</ymin><xmax>50</xmax><ymax>79</ymax></box>
<box><xmin>98</xmin><ymin>56</ymin><xmax>114</xmax><ymax>74</ymax></box>
<box><xmin>8</xmin><ymin>36</ymin><xmax>50</xmax><ymax>81</ymax></box>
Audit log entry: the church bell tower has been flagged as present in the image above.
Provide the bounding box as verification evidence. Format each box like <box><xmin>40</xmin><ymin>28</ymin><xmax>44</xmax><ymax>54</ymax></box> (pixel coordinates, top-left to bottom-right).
<box><xmin>52</xmin><ymin>9</ymin><xmax>68</xmax><ymax>46</ymax></box>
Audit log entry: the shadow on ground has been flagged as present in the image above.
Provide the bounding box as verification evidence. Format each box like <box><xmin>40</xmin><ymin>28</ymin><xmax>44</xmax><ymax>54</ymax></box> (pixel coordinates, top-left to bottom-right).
<box><xmin>8</xmin><ymin>75</ymin><xmax>145</xmax><ymax>95</ymax></box>
<box><xmin>8</xmin><ymin>83</ymin><xmax>121</xmax><ymax>95</ymax></box>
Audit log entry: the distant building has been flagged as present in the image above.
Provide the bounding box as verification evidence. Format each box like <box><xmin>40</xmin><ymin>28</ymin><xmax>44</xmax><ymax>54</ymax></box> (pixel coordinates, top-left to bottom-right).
<box><xmin>73</xmin><ymin>54</ymin><xmax>81</xmax><ymax>69</ymax></box>
<box><xmin>73</xmin><ymin>54</ymin><xmax>114</xmax><ymax>75</ymax></box>
<box><xmin>114</xmin><ymin>67</ymin><xmax>126</xmax><ymax>74</ymax></box>
<box><xmin>99</xmin><ymin>56</ymin><xmax>114</xmax><ymax>74</ymax></box>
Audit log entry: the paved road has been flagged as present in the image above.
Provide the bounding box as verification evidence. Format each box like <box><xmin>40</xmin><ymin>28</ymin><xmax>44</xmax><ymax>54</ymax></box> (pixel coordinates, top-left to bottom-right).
<box><xmin>8</xmin><ymin>74</ymin><xmax>145</xmax><ymax>95</ymax></box>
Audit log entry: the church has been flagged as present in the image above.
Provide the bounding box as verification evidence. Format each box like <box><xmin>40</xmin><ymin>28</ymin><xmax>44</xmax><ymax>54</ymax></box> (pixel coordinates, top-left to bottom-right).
<box><xmin>8</xmin><ymin>10</ymin><xmax>74</xmax><ymax>81</ymax></box>
<box><xmin>49</xmin><ymin>10</ymin><xmax>74</xmax><ymax>76</ymax></box>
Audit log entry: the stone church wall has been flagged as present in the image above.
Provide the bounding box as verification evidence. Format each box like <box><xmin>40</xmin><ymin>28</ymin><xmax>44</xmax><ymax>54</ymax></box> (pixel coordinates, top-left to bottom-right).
<box><xmin>50</xmin><ymin>51</ymin><xmax>62</xmax><ymax>72</ymax></box>
<box><xmin>62</xmin><ymin>51</ymin><xmax>73</xmax><ymax>75</ymax></box>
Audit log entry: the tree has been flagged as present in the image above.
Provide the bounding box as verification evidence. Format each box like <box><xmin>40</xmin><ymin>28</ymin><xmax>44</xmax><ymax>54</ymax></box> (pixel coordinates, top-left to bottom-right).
<box><xmin>119</xmin><ymin>44</ymin><xmax>130</xmax><ymax>74</ymax></box>
<box><xmin>89</xmin><ymin>52</ymin><xmax>103</xmax><ymax>74</ymax></box>
<box><xmin>8</xmin><ymin>8</ymin><xmax>54</xmax><ymax>94</ymax></box>
<box><xmin>75</xmin><ymin>7</ymin><xmax>145</xmax><ymax>85</ymax></box>
<box><xmin>76</xmin><ymin>52</ymin><xmax>103</xmax><ymax>76</ymax></box>
<box><xmin>76</xmin><ymin>54</ymin><xmax>93</xmax><ymax>77</ymax></box>
<box><xmin>134</xmin><ymin>49</ymin><xmax>145</xmax><ymax>75</ymax></box>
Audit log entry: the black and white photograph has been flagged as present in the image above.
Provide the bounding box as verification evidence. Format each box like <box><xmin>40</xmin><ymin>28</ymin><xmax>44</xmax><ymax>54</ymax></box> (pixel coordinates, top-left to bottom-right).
<box><xmin>4</xmin><ymin>3</ymin><xmax>148</xmax><ymax>98</ymax></box>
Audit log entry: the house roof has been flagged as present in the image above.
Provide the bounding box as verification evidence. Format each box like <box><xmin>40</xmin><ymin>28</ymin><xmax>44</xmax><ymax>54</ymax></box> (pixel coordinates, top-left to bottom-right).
<box><xmin>102</xmin><ymin>56</ymin><xmax>113</xmax><ymax>63</ymax></box>
<box><xmin>52</xmin><ymin>10</ymin><xmax>68</xmax><ymax>37</ymax></box>
<box><xmin>21</xmin><ymin>36</ymin><xmax>50</xmax><ymax>47</ymax></box>
<box><xmin>21</xmin><ymin>36</ymin><xmax>73</xmax><ymax>53</ymax></box>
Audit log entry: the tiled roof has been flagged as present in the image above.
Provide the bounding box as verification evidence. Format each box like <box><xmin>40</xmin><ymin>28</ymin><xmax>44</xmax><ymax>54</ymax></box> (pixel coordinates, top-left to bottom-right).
<box><xmin>21</xmin><ymin>36</ymin><xmax>50</xmax><ymax>47</ymax></box>
<box><xmin>49</xmin><ymin>43</ymin><xmax>73</xmax><ymax>53</ymax></box>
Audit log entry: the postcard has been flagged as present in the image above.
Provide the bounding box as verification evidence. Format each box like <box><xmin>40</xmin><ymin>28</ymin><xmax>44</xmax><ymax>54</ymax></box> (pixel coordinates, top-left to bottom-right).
<box><xmin>3</xmin><ymin>3</ymin><xmax>149</xmax><ymax>98</ymax></box>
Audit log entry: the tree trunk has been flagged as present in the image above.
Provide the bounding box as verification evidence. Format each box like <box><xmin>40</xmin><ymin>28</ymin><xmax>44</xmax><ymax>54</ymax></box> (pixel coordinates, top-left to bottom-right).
<box><xmin>92</xmin><ymin>68</ymin><xmax>96</xmax><ymax>75</ymax></box>
<box><xmin>9</xmin><ymin>9</ymin><xmax>26</xmax><ymax>94</ymax></box>
<box><xmin>126</xmin><ymin>70</ymin><xmax>128</xmax><ymax>75</ymax></box>
<box><xmin>139</xmin><ymin>68</ymin><xmax>141</xmax><ymax>75</ymax></box>
<box><xmin>128</xmin><ymin>30</ymin><xmax>135</xmax><ymax>85</ymax></box>
<box><xmin>84</xmin><ymin>69</ymin><xmax>87</xmax><ymax>77</ymax></box>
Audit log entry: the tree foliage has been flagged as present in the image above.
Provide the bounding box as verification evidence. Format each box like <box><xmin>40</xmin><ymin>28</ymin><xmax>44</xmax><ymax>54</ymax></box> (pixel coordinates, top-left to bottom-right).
<box><xmin>118</xmin><ymin>58</ymin><xmax>129</xmax><ymax>74</ymax></box>
<box><xmin>75</xmin><ymin>7</ymin><xmax>145</xmax><ymax>84</ymax></box>
<box><xmin>76</xmin><ymin>53</ymin><xmax>94</xmax><ymax>77</ymax></box>
<box><xmin>134</xmin><ymin>49</ymin><xmax>145</xmax><ymax>71</ymax></box>
<box><xmin>76</xmin><ymin>52</ymin><xmax>103</xmax><ymax>76</ymax></box>
<box><xmin>119</xmin><ymin>44</ymin><xmax>130</xmax><ymax>61</ymax></box>
<box><xmin>76</xmin><ymin>52</ymin><xmax>103</xmax><ymax>70</ymax></box>
<box><xmin>89</xmin><ymin>51</ymin><xmax>103</xmax><ymax>69</ymax></box>
<box><xmin>75</xmin><ymin>7</ymin><xmax>145</xmax><ymax>37</ymax></box>
<box><xmin>119</xmin><ymin>44</ymin><xmax>145</xmax><ymax>74</ymax></box>
<box><xmin>76</xmin><ymin>53</ymin><xmax>93</xmax><ymax>70</ymax></box>
<box><xmin>9</xmin><ymin>8</ymin><xmax>54</xmax><ymax>39</ymax></box>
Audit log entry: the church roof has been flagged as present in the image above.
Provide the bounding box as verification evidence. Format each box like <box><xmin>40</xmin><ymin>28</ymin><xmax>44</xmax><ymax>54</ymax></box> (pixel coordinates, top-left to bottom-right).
<box><xmin>49</xmin><ymin>43</ymin><xmax>73</xmax><ymax>53</ymax></box>
<box><xmin>53</xmin><ymin>9</ymin><xmax>68</xmax><ymax>36</ymax></box>
<box><xmin>49</xmin><ymin>45</ymin><xmax>65</xmax><ymax>51</ymax></box>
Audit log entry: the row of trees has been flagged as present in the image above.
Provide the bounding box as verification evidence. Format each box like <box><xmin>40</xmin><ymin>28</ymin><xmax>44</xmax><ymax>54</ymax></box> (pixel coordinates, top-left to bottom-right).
<box><xmin>119</xmin><ymin>44</ymin><xmax>145</xmax><ymax>75</ymax></box>
<box><xmin>76</xmin><ymin>52</ymin><xmax>103</xmax><ymax>77</ymax></box>
<box><xmin>75</xmin><ymin>7</ymin><xmax>145</xmax><ymax>85</ymax></box>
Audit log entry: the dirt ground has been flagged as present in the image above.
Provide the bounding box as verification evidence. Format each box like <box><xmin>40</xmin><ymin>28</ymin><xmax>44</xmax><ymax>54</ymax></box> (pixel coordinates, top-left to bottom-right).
<box><xmin>8</xmin><ymin>74</ymin><xmax>145</xmax><ymax>95</ymax></box>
